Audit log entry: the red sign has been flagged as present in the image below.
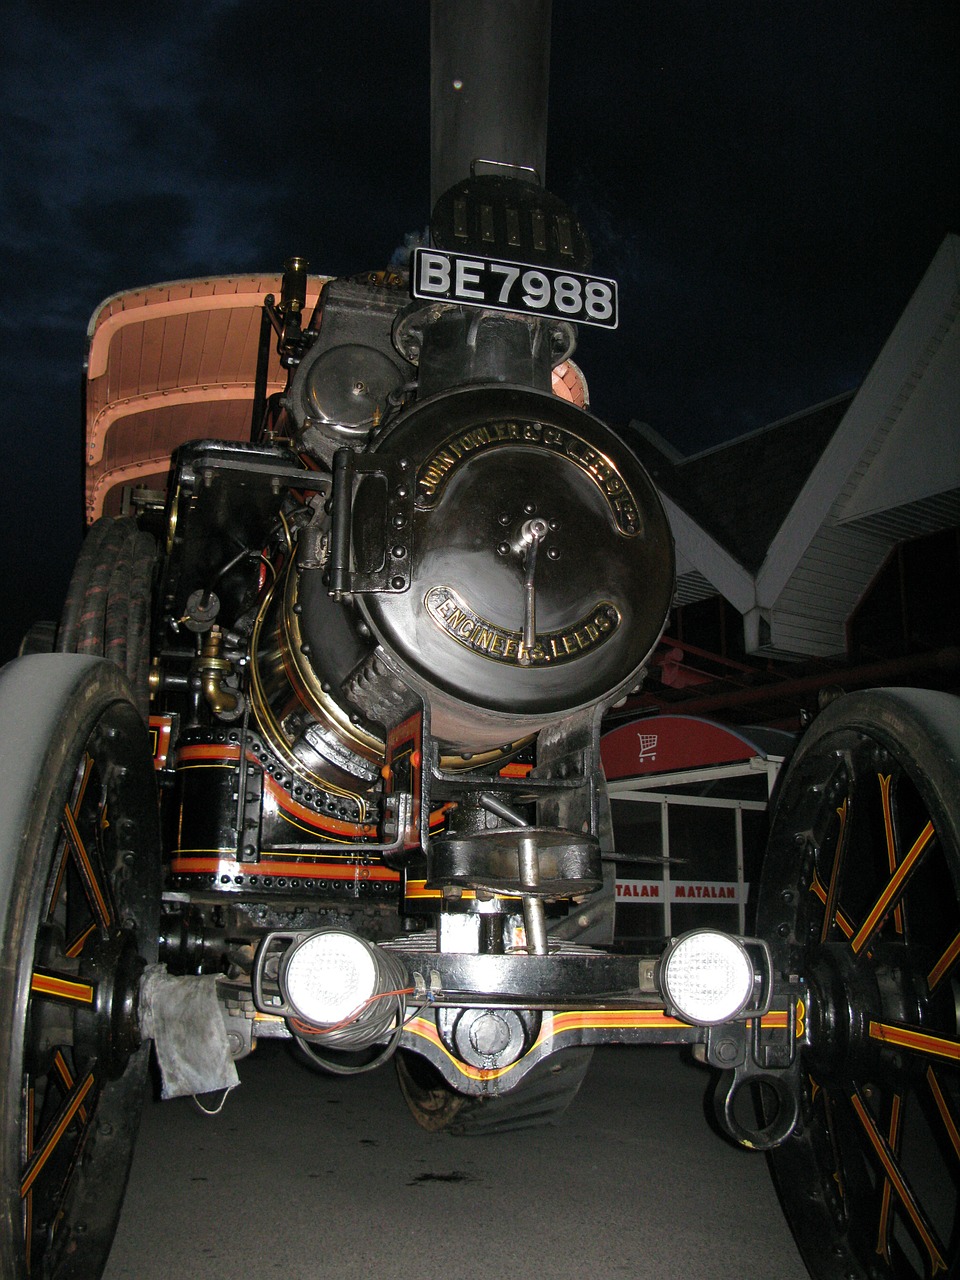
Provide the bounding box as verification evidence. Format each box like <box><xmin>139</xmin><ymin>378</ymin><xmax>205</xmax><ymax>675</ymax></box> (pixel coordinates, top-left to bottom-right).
<box><xmin>616</xmin><ymin>879</ymin><xmax>747</xmax><ymax>904</ymax></box>
<box><xmin>600</xmin><ymin>715</ymin><xmax>763</xmax><ymax>780</ymax></box>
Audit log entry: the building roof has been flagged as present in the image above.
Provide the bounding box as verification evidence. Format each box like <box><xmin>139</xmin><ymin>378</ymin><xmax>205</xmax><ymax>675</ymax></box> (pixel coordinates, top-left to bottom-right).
<box><xmin>643</xmin><ymin>234</ymin><xmax>960</xmax><ymax>660</ymax></box>
<box><xmin>627</xmin><ymin>395</ymin><xmax>852</xmax><ymax>575</ymax></box>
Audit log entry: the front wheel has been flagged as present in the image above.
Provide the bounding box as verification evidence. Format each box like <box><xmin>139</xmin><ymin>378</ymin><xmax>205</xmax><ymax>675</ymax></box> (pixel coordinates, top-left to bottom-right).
<box><xmin>0</xmin><ymin>656</ymin><xmax>161</xmax><ymax>1280</ymax></box>
<box><xmin>758</xmin><ymin>688</ymin><xmax>960</xmax><ymax>1280</ymax></box>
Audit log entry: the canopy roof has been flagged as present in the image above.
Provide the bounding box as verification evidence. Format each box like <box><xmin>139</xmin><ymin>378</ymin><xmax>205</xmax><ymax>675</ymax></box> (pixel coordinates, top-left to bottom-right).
<box><xmin>83</xmin><ymin>273</ymin><xmax>326</xmax><ymax>521</ymax></box>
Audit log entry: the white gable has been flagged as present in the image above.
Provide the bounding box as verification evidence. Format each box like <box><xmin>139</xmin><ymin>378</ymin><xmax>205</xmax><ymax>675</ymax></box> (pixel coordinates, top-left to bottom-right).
<box><xmin>662</xmin><ymin>235</ymin><xmax>960</xmax><ymax>660</ymax></box>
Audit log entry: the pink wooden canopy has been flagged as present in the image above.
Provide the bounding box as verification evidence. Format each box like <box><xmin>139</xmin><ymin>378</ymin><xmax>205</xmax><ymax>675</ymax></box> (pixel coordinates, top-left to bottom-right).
<box><xmin>83</xmin><ymin>273</ymin><xmax>326</xmax><ymax>522</ymax></box>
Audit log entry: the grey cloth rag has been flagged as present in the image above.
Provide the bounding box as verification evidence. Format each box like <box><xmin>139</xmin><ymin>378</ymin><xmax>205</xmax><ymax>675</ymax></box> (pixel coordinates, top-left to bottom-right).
<box><xmin>139</xmin><ymin>965</ymin><xmax>241</xmax><ymax>1100</ymax></box>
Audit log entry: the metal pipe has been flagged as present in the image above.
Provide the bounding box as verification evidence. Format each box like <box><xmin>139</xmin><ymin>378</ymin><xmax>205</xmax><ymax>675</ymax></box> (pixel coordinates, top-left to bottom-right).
<box><xmin>479</xmin><ymin>793</ymin><xmax>529</xmax><ymax>827</ymax></box>
<box><xmin>251</xmin><ymin>301</ymin><xmax>273</xmax><ymax>441</ymax></box>
<box><xmin>430</xmin><ymin>0</ymin><xmax>552</xmax><ymax>208</ymax></box>
<box><xmin>635</xmin><ymin>646</ymin><xmax>960</xmax><ymax>720</ymax></box>
<box><xmin>518</xmin><ymin>834</ymin><xmax>548</xmax><ymax>955</ymax></box>
<box><xmin>328</xmin><ymin>449</ymin><xmax>354</xmax><ymax>598</ymax></box>
<box><xmin>197</xmin><ymin>627</ymin><xmax>239</xmax><ymax>716</ymax></box>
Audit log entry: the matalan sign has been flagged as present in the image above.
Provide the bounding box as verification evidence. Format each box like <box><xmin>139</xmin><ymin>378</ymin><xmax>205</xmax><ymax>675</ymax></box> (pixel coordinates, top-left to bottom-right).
<box><xmin>616</xmin><ymin>879</ymin><xmax>748</xmax><ymax>903</ymax></box>
<box><xmin>412</xmin><ymin>247</ymin><xmax>619</xmax><ymax>329</ymax></box>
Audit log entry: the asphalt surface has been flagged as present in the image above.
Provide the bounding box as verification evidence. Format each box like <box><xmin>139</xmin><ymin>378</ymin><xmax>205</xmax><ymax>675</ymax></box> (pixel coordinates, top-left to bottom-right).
<box><xmin>104</xmin><ymin>1042</ymin><xmax>809</xmax><ymax>1280</ymax></box>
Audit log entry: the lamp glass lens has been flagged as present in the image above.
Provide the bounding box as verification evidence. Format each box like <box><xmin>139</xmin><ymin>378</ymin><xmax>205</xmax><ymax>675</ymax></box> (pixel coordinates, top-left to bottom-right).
<box><xmin>663</xmin><ymin>931</ymin><xmax>754</xmax><ymax>1024</ymax></box>
<box><xmin>284</xmin><ymin>932</ymin><xmax>377</xmax><ymax>1025</ymax></box>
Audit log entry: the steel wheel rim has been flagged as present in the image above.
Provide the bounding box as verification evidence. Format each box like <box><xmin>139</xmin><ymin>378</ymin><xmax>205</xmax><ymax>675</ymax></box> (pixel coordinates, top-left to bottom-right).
<box><xmin>2</xmin><ymin>669</ymin><xmax>159</xmax><ymax>1279</ymax></box>
<box><xmin>758</xmin><ymin>690</ymin><xmax>960</xmax><ymax>1280</ymax></box>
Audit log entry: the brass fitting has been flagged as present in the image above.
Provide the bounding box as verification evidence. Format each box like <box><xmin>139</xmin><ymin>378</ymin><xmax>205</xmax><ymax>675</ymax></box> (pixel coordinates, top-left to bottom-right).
<box><xmin>196</xmin><ymin>627</ymin><xmax>239</xmax><ymax>717</ymax></box>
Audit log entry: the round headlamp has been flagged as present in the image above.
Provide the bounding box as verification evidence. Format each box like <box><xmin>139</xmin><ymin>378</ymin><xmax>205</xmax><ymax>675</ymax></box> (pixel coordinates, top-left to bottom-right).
<box><xmin>659</xmin><ymin>929</ymin><xmax>756</xmax><ymax>1026</ymax></box>
<box><xmin>281</xmin><ymin>930</ymin><xmax>378</xmax><ymax>1027</ymax></box>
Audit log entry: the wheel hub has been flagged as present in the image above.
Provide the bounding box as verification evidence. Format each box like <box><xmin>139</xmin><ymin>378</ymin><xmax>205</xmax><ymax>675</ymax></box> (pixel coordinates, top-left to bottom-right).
<box><xmin>804</xmin><ymin>942</ymin><xmax>883</xmax><ymax>1076</ymax></box>
<box><xmin>76</xmin><ymin>930</ymin><xmax>148</xmax><ymax>1079</ymax></box>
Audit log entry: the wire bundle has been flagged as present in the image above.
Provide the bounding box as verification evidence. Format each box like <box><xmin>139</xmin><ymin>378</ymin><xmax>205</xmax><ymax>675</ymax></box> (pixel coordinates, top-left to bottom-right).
<box><xmin>290</xmin><ymin>940</ymin><xmax>412</xmax><ymax>1073</ymax></box>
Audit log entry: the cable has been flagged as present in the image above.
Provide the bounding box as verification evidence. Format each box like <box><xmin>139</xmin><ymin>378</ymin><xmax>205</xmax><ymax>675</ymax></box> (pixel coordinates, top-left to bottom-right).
<box><xmin>288</xmin><ymin>944</ymin><xmax>412</xmax><ymax>1051</ymax></box>
<box><xmin>293</xmin><ymin>988</ymin><xmax>419</xmax><ymax>1080</ymax></box>
<box><xmin>191</xmin><ymin>1085</ymin><xmax>236</xmax><ymax>1115</ymax></box>
<box><xmin>294</xmin><ymin>1018</ymin><xmax>402</xmax><ymax>1077</ymax></box>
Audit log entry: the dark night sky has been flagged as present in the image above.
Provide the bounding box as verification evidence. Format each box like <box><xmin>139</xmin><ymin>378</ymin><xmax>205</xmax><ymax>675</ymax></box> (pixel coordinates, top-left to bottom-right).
<box><xmin>1</xmin><ymin>1</ymin><xmax>957</xmax><ymax>661</ymax></box>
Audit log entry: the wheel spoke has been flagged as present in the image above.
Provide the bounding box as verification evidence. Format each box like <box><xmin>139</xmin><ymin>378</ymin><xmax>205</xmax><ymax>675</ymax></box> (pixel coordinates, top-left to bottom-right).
<box><xmin>30</xmin><ymin>968</ymin><xmax>95</xmax><ymax>1006</ymax></box>
<box><xmin>880</xmin><ymin>773</ymin><xmax>905</xmax><ymax>935</ymax></box>
<box><xmin>66</xmin><ymin>919</ymin><xmax>98</xmax><ymax>958</ymax></box>
<box><xmin>820</xmin><ymin>795</ymin><xmax>850</xmax><ymax>943</ymax></box>
<box><xmin>850</xmin><ymin>1086</ymin><xmax>948</xmax><ymax>1275</ymax></box>
<box><xmin>44</xmin><ymin>834</ymin><xmax>71</xmax><ymax>925</ymax></box>
<box><xmin>926</xmin><ymin>1066</ymin><xmax>960</xmax><ymax>1162</ymax></box>
<box><xmin>22</xmin><ymin>1083</ymin><xmax>37</xmax><ymax>1274</ymax></box>
<box><xmin>52</xmin><ymin>1050</ymin><xmax>90</xmax><ymax>1126</ymax></box>
<box><xmin>875</xmin><ymin>1090</ymin><xmax>904</xmax><ymax>1267</ymax></box>
<box><xmin>20</xmin><ymin>1068</ymin><xmax>97</xmax><ymax>1198</ymax></box>
<box><xmin>61</xmin><ymin>759</ymin><xmax>115</xmax><ymax>934</ymax></box>
<box><xmin>850</xmin><ymin>820</ymin><xmax>936</xmax><ymax>956</ymax></box>
<box><xmin>72</xmin><ymin>751</ymin><xmax>95</xmax><ymax>815</ymax></box>
<box><xmin>868</xmin><ymin>1021</ymin><xmax>960</xmax><ymax>1065</ymax></box>
<box><xmin>809</xmin><ymin>866</ymin><xmax>855</xmax><ymax>939</ymax></box>
<box><xmin>820</xmin><ymin>1084</ymin><xmax>847</xmax><ymax>1200</ymax></box>
<box><xmin>928</xmin><ymin>928</ymin><xmax>960</xmax><ymax>993</ymax></box>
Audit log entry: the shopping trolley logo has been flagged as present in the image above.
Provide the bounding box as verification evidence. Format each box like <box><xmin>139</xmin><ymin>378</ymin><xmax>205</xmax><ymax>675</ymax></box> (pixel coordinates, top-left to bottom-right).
<box><xmin>637</xmin><ymin>732</ymin><xmax>658</xmax><ymax>763</ymax></box>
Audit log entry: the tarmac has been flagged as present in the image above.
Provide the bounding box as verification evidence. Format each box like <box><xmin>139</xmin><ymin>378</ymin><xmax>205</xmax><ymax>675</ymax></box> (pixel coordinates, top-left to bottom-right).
<box><xmin>104</xmin><ymin>1041</ymin><xmax>810</xmax><ymax>1280</ymax></box>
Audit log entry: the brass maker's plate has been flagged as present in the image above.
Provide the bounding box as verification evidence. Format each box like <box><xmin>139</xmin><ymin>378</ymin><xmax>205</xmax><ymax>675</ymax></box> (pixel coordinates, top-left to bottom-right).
<box><xmin>416</xmin><ymin>420</ymin><xmax>641</xmax><ymax>536</ymax></box>
<box><xmin>425</xmin><ymin>585</ymin><xmax>620</xmax><ymax>666</ymax></box>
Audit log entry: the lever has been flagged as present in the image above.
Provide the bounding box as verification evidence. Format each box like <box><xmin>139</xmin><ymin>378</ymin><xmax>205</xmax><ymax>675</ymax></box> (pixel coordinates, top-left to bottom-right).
<box><xmin>519</xmin><ymin>518</ymin><xmax>548</xmax><ymax>661</ymax></box>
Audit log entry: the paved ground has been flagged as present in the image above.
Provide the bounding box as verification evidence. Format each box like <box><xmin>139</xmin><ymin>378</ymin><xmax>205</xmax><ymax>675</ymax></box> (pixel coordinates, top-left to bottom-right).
<box><xmin>104</xmin><ymin>1042</ymin><xmax>810</xmax><ymax>1280</ymax></box>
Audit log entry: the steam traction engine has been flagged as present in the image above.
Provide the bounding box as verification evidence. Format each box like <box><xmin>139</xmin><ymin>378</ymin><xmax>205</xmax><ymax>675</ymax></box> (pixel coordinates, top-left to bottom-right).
<box><xmin>1</xmin><ymin>9</ymin><xmax>959</xmax><ymax>1280</ymax></box>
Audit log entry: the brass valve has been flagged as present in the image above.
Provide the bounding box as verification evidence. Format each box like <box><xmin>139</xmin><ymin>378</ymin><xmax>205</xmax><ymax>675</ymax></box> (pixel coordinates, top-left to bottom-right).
<box><xmin>195</xmin><ymin>626</ymin><xmax>239</xmax><ymax>717</ymax></box>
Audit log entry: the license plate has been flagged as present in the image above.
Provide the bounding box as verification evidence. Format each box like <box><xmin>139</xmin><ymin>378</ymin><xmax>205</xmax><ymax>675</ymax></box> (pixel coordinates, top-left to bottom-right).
<box><xmin>411</xmin><ymin>248</ymin><xmax>618</xmax><ymax>330</ymax></box>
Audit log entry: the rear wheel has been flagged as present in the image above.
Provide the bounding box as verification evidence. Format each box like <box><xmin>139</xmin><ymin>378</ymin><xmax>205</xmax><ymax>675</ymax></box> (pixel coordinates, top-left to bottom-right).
<box><xmin>56</xmin><ymin>517</ymin><xmax>156</xmax><ymax>719</ymax></box>
<box><xmin>757</xmin><ymin>688</ymin><xmax>960</xmax><ymax>1280</ymax></box>
<box><xmin>0</xmin><ymin>656</ymin><xmax>161</xmax><ymax>1280</ymax></box>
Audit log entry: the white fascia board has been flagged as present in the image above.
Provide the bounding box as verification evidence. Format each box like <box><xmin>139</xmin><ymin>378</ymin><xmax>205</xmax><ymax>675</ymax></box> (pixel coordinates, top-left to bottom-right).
<box><xmin>838</xmin><ymin>316</ymin><xmax>960</xmax><ymax>520</ymax></box>
<box><xmin>756</xmin><ymin>234</ymin><xmax>960</xmax><ymax>612</ymax></box>
<box><xmin>661</xmin><ymin>494</ymin><xmax>756</xmax><ymax>613</ymax></box>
